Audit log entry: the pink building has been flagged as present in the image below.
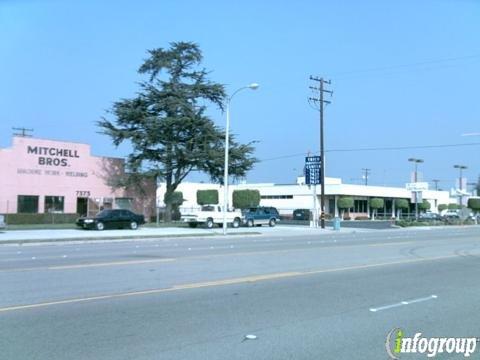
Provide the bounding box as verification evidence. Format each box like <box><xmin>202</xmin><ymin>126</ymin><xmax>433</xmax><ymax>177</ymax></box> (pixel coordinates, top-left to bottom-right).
<box><xmin>0</xmin><ymin>136</ymin><xmax>155</xmax><ymax>217</ymax></box>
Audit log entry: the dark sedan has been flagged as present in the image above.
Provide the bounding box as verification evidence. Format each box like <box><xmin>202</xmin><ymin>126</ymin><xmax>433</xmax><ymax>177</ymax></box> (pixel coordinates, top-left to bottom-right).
<box><xmin>76</xmin><ymin>209</ymin><xmax>145</xmax><ymax>230</ymax></box>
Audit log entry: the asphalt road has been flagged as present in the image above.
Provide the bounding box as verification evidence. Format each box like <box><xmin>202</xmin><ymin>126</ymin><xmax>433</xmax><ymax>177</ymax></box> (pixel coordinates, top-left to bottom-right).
<box><xmin>1</xmin><ymin>226</ymin><xmax>480</xmax><ymax>359</ymax></box>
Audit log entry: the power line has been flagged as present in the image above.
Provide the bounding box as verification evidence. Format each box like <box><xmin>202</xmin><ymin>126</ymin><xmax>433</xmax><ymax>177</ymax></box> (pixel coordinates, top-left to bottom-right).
<box><xmin>331</xmin><ymin>54</ymin><xmax>480</xmax><ymax>79</ymax></box>
<box><xmin>258</xmin><ymin>142</ymin><xmax>480</xmax><ymax>163</ymax></box>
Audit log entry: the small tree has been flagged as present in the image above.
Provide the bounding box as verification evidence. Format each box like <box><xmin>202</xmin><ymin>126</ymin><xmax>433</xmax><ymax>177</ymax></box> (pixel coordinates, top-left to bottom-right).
<box><xmin>468</xmin><ymin>198</ymin><xmax>480</xmax><ymax>214</ymax></box>
<box><xmin>337</xmin><ymin>197</ymin><xmax>354</xmax><ymax>219</ymax></box>
<box><xmin>448</xmin><ymin>203</ymin><xmax>461</xmax><ymax>210</ymax></box>
<box><xmin>369</xmin><ymin>198</ymin><xmax>384</xmax><ymax>220</ymax></box>
<box><xmin>418</xmin><ymin>200</ymin><xmax>431</xmax><ymax>212</ymax></box>
<box><xmin>438</xmin><ymin>204</ymin><xmax>448</xmax><ymax>212</ymax></box>
<box><xmin>232</xmin><ymin>189</ymin><xmax>260</xmax><ymax>209</ymax></box>
<box><xmin>395</xmin><ymin>199</ymin><xmax>409</xmax><ymax>219</ymax></box>
<box><xmin>196</xmin><ymin>189</ymin><xmax>219</xmax><ymax>205</ymax></box>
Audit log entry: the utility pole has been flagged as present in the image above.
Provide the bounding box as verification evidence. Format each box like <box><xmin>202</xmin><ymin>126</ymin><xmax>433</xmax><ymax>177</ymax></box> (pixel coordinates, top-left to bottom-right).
<box><xmin>12</xmin><ymin>127</ymin><xmax>33</xmax><ymax>137</ymax></box>
<box><xmin>309</xmin><ymin>76</ymin><xmax>332</xmax><ymax>229</ymax></box>
<box><xmin>362</xmin><ymin>168</ymin><xmax>371</xmax><ymax>186</ymax></box>
<box><xmin>431</xmin><ymin>179</ymin><xmax>440</xmax><ymax>191</ymax></box>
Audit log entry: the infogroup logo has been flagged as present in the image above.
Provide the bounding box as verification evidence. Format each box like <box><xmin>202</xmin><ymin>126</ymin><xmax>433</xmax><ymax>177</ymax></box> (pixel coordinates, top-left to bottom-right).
<box><xmin>385</xmin><ymin>328</ymin><xmax>479</xmax><ymax>358</ymax></box>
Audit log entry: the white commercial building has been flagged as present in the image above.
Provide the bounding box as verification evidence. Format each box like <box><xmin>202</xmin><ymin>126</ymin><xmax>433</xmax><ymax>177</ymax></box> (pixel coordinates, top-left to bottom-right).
<box><xmin>157</xmin><ymin>176</ymin><xmax>455</xmax><ymax>219</ymax></box>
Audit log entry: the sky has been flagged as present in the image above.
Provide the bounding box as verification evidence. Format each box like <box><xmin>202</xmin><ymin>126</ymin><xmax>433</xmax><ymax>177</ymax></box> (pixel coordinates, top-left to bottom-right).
<box><xmin>1</xmin><ymin>0</ymin><xmax>479</xmax><ymax>190</ymax></box>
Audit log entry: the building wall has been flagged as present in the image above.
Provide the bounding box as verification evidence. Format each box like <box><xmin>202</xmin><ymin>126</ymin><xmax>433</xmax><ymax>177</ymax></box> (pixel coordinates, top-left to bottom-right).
<box><xmin>157</xmin><ymin>178</ymin><xmax>455</xmax><ymax>217</ymax></box>
<box><xmin>0</xmin><ymin>137</ymin><xmax>155</xmax><ymax>218</ymax></box>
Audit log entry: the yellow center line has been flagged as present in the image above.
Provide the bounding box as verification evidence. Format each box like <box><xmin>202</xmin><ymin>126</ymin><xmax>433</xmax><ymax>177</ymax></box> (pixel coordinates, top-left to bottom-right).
<box><xmin>0</xmin><ymin>258</ymin><xmax>175</xmax><ymax>272</ymax></box>
<box><xmin>48</xmin><ymin>258</ymin><xmax>175</xmax><ymax>270</ymax></box>
<box><xmin>0</xmin><ymin>253</ymin><xmax>463</xmax><ymax>313</ymax></box>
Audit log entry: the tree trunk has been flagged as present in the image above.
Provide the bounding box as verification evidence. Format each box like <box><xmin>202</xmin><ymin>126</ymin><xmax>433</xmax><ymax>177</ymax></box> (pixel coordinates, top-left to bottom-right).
<box><xmin>164</xmin><ymin>201</ymin><xmax>173</xmax><ymax>222</ymax></box>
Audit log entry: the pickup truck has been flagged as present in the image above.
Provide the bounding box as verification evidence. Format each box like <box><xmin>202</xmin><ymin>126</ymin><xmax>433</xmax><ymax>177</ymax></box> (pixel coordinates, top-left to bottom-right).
<box><xmin>181</xmin><ymin>205</ymin><xmax>242</xmax><ymax>228</ymax></box>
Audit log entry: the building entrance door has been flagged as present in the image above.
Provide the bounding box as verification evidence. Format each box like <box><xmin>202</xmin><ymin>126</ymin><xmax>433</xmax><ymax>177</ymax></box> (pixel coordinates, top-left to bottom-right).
<box><xmin>76</xmin><ymin>198</ymin><xmax>88</xmax><ymax>216</ymax></box>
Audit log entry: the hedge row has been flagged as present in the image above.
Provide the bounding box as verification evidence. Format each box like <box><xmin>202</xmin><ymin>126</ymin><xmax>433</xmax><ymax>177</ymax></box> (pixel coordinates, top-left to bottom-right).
<box><xmin>2</xmin><ymin>213</ymin><xmax>79</xmax><ymax>225</ymax></box>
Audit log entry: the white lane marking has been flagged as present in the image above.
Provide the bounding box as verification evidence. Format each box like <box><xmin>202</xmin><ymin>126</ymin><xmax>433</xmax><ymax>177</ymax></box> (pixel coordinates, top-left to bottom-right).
<box><xmin>370</xmin><ymin>295</ymin><xmax>437</xmax><ymax>312</ymax></box>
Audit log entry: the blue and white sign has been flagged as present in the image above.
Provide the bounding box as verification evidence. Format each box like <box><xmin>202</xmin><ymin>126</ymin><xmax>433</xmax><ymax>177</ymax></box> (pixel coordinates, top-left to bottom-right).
<box><xmin>305</xmin><ymin>156</ymin><xmax>322</xmax><ymax>185</ymax></box>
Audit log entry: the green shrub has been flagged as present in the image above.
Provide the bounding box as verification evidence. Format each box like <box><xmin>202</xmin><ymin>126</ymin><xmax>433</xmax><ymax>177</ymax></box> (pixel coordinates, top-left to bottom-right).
<box><xmin>438</xmin><ymin>204</ymin><xmax>448</xmax><ymax>211</ymax></box>
<box><xmin>337</xmin><ymin>197</ymin><xmax>354</xmax><ymax>210</ymax></box>
<box><xmin>418</xmin><ymin>200</ymin><xmax>431</xmax><ymax>211</ymax></box>
<box><xmin>164</xmin><ymin>191</ymin><xmax>184</xmax><ymax>206</ymax></box>
<box><xmin>467</xmin><ymin>198</ymin><xmax>480</xmax><ymax>212</ymax></box>
<box><xmin>394</xmin><ymin>199</ymin><xmax>409</xmax><ymax>209</ymax></box>
<box><xmin>3</xmin><ymin>213</ymin><xmax>79</xmax><ymax>225</ymax></box>
<box><xmin>370</xmin><ymin>198</ymin><xmax>384</xmax><ymax>209</ymax></box>
<box><xmin>196</xmin><ymin>189</ymin><xmax>219</xmax><ymax>205</ymax></box>
<box><xmin>232</xmin><ymin>189</ymin><xmax>260</xmax><ymax>209</ymax></box>
<box><xmin>448</xmin><ymin>203</ymin><xmax>461</xmax><ymax>210</ymax></box>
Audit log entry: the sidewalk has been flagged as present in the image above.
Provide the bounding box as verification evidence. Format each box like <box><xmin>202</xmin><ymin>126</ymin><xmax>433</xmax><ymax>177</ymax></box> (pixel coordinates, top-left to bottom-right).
<box><xmin>0</xmin><ymin>225</ymin><xmax>365</xmax><ymax>245</ymax></box>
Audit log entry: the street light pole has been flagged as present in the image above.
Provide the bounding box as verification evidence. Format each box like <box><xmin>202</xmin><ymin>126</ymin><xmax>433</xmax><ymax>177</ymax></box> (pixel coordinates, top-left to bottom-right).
<box><xmin>408</xmin><ymin>158</ymin><xmax>424</xmax><ymax>220</ymax></box>
<box><xmin>222</xmin><ymin>83</ymin><xmax>259</xmax><ymax>235</ymax></box>
<box><xmin>453</xmin><ymin>164</ymin><xmax>468</xmax><ymax>206</ymax></box>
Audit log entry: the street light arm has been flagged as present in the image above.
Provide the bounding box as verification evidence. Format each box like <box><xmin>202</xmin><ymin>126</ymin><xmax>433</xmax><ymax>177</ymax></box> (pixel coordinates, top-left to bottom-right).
<box><xmin>227</xmin><ymin>83</ymin><xmax>259</xmax><ymax>105</ymax></box>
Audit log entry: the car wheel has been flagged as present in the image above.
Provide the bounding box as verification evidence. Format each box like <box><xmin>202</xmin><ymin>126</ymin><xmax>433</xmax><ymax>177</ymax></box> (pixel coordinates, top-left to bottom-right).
<box><xmin>206</xmin><ymin>218</ymin><xmax>214</xmax><ymax>229</ymax></box>
<box><xmin>188</xmin><ymin>222</ymin><xmax>198</xmax><ymax>228</ymax></box>
<box><xmin>247</xmin><ymin>219</ymin><xmax>254</xmax><ymax>227</ymax></box>
<box><xmin>269</xmin><ymin>218</ymin><xmax>276</xmax><ymax>227</ymax></box>
<box><xmin>232</xmin><ymin>218</ymin><xmax>240</xmax><ymax>228</ymax></box>
<box><xmin>130</xmin><ymin>221</ymin><xmax>138</xmax><ymax>230</ymax></box>
<box><xmin>96</xmin><ymin>222</ymin><xmax>105</xmax><ymax>231</ymax></box>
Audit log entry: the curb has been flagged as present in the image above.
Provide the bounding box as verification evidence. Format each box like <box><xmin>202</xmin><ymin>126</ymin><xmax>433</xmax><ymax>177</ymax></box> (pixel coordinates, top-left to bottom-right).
<box><xmin>0</xmin><ymin>231</ymin><xmax>263</xmax><ymax>246</ymax></box>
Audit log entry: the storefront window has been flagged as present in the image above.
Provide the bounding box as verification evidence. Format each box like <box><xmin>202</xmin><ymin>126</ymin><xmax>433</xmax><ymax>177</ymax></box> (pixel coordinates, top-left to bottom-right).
<box><xmin>354</xmin><ymin>200</ymin><xmax>368</xmax><ymax>213</ymax></box>
<box><xmin>45</xmin><ymin>196</ymin><xmax>64</xmax><ymax>213</ymax></box>
<box><xmin>17</xmin><ymin>195</ymin><xmax>39</xmax><ymax>213</ymax></box>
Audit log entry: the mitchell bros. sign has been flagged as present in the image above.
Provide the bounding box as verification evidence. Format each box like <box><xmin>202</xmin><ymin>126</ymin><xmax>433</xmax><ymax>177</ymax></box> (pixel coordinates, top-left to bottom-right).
<box><xmin>27</xmin><ymin>145</ymin><xmax>80</xmax><ymax>167</ymax></box>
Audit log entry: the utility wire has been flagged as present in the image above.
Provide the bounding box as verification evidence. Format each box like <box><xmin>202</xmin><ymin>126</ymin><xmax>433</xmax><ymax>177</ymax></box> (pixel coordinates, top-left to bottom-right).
<box><xmin>330</xmin><ymin>54</ymin><xmax>480</xmax><ymax>79</ymax></box>
<box><xmin>258</xmin><ymin>142</ymin><xmax>480</xmax><ymax>163</ymax></box>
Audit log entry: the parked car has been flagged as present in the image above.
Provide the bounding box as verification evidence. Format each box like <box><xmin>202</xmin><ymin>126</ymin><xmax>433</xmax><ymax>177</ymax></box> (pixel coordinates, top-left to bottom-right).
<box><xmin>419</xmin><ymin>212</ymin><xmax>443</xmax><ymax>221</ymax></box>
<box><xmin>242</xmin><ymin>207</ymin><xmax>280</xmax><ymax>227</ymax></box>
<box><xmin>293</xmin><ymin>209</ymin><xmax>311</xmax><ymax>221</ymax></box>
<box><xmin>76</xmin><ymin>209</ymin><xmax>145</xmax><ymax>230</ymax></box>
<box><xmin>0</xmin><ymin>214</ymin><xmax>5</xmax><ymax>229</ymax></box>
<box><xmin>181</xmin><ymin>205</ymin><xmax>242</xmax><ymax>228</ymax></box>
<box><xmin>442</xmin><ymin>210</ymin><xmax>460</xmax><ymax>220</ymax></box>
